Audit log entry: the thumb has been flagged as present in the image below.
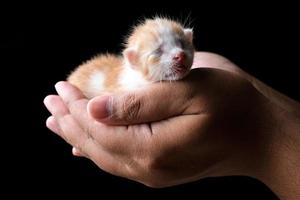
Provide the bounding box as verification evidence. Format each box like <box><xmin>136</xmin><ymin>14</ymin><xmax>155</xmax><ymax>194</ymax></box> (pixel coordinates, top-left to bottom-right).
<box><xmin>87</xmin><ymin>82</ymin><xmax>193</xmax><ymax>125</ymax></box>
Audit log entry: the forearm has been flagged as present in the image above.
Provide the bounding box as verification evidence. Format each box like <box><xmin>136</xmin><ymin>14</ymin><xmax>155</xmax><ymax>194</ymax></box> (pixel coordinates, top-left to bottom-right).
<box><xmin>249</xmin><ymin>88</ymin><xmax>300</xmax><ymax>200</ymax></box>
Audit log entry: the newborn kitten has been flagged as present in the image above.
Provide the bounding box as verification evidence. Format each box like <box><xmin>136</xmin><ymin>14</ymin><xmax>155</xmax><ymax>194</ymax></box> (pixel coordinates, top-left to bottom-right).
<box><xmin>68</xmin><ymin>17</ymin><xmax>194</xmax><ymax>98</ymax></box>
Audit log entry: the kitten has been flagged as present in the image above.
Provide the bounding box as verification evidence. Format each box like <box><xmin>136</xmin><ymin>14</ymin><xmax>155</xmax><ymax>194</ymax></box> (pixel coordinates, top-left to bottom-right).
<box><xmin>68</xmin><ymin>17</ymin><xmax>194</xmax><ymax>98</ymax></box>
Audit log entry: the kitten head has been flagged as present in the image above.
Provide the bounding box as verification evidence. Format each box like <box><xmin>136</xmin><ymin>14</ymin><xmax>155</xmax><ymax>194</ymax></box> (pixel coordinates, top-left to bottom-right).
<box><xmin>123</xmin><ymin>17</ymin><xmax>194</xmax><ymax>82</ymax></box>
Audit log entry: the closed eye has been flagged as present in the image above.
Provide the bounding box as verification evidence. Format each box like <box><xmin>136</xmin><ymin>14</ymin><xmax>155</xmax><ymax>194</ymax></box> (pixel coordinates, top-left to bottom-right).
<box><xmin>178</xmin><ymin>39</ymin><xmax>186</xmax><ymax>48</ymax></box>
<box><xmin>153</xmin><ymin>45</ymin><xmax>163</xmax><ymax>56</ymax></box>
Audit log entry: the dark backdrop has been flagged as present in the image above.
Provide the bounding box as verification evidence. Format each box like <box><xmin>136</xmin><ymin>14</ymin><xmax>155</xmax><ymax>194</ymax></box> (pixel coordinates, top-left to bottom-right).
<box><xmin>2</xmin><ymin>2</ymin><xmax>298</xmax><ymax>199</ymax></box>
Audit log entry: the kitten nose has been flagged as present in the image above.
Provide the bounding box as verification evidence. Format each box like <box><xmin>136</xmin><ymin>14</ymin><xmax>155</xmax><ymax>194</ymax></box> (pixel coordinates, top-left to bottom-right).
<box><xmin>173</xmin><ymin>51</ymin><xmax>185</xmax><ymax>64</ymax></box>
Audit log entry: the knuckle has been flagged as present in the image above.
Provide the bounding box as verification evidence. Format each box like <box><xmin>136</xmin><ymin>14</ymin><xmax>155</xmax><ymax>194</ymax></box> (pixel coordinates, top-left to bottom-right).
<box><xmin>119</xmin><ymin>141</ymin><xmax>170</xmax><ymax>188</ymax></box>
<box><xmin>141</xmin><ymin>179</ymin><xmax>167</xmax><ymax>188</ymax></box>
<box><xmin>144</xmin><ymin>154</ymin><xmax>165</xmax><ymax>173</ymax></box>
<box><xmin>118</xmin><ymin>93</ymin><xmax>142</xmax><ymax>121</ymax></box>
<box><xmin>138</xmin><ymin>157</ymin><xmax>169</xmax><ymax>188</ymax></box>
<box><xmin>77</xmin><ymin>137</ymin><xmax>92</xmax><ymax>158</ymax></box>
<box><xmin>68</xmin><ymin>99</ymin><xmax>86</xmax><ymax>113</ymax></box>
<box><xmin>138</xmin><ymin>145</ymin><xmax>166</xmax><ymax>175</ymax></box>
<box><xmin>59</xmin><ymin>115</ymin><xmax>75</xmax><ymax>143</ymax></box>
<box><xmin>59</xmin><ymin>115</ymin><xmax>88</xmax><ymax>149</ymax></box>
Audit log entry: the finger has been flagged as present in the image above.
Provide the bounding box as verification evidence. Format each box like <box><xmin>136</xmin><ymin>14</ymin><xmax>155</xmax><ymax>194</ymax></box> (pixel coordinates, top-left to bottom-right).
<box><xmin>192</xmin><ymin>52</ymin><xmax>231</xmax><ymax>69</ymax></box>
<box><xmin>57</xmin><ymin>114</ymin><xmax>129</xmax><ymax>176</ymax></box>
<box><xmin>192</xmin><ymin>52</ymin><xmax>242</xmax><ymax>74</ymax></box>
<box><xmin>55</xmin><ymin>81</ymin><xmax>91</xmax><ymax>126</ymax></box>
<box><xmin>44</xmin><ymin>94</ymin><xmax>92</xmax><ymax>151</ymax></box>
<box><xmin>72</xmin><ymin>147</ymin><xmax>85</xmax><ymax>157</ymax></box>
<box><xmin>53</xmin><ymin>102</ymin><xmax>136</xmax><ymax>178</ymax></box>
<box><xmin>54</xmin><ymin>81</ymin><xmax>152</xmax><ymax>158</ymax></box>
<box><xmin>55</xmin><ymin>81</ymin><xmax>86</xmax><ymax>106</ymax></box>
<box><xmin>54</xmin><ymin>81</ymin><xmax>131</xmax><ymax>145</ymax></box>
<box><xmin>44</xmin><ymin>95</ymin><xmax>69</xmax><ymax>118</ymax></box>
<box><xmin>46</xmin><ymin>116</ymin><xmax>85</xmax><ymax>157</ymax></box>
<box><xmin>46</xmin><ymin>116</ymin><xmax>61</xmax><ymax>134</ymax></box>
<box><xmin>44</xmin><ymin>92</ymin><xmax>133</xmax><ymax>178</ymax></box>
<box><xmin>87</xmin><ymin>81</ymin><xmax>195</xmax><ymax>125</ymax></box>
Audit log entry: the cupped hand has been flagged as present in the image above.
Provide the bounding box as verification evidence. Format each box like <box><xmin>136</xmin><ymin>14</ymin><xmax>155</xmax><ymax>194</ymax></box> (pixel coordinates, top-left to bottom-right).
<box><xmin>44</xmin><ymin>52</ymin><xmax>268</xmax><ymax>187</ymax></box>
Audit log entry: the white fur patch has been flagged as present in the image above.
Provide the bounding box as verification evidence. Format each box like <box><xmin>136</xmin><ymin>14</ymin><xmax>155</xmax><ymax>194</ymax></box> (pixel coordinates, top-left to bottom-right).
<box><xmin>87</xmin><ymin>71</ymin><xmax>106</xmax><ymax>97</ymax></box>
<box><xmin>118</xmin><ymin>66</ymin><xmax>149</xmax><ymax>91</ymax></box>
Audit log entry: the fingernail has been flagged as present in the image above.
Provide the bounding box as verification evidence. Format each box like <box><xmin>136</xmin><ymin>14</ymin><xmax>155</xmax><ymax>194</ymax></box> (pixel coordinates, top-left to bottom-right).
<box><xmin>43</xmin><ymin>95</ymin><xmax>55</xmax><ymax>111</ymax></box>
<box><xmin>88</xmin><ymin>95</ymin><xmax>111</xmax><ymax>120</ymax></box>
<box><xmin>54</xmin><ymin>81</ymin><xmax>67</xmax><ymax>94</ymax></box>
<box><xmin>72</xmin><ymin>147</ymin><xmax>82</xmax><ymax>157</ymax></box>
<box><xmin>46</xmin><ymin>116</ymin><xmax>60</xmax><ymax>133</ymax></box>
<box><xmin>43</xmin><ymin>96</ymin><xmax>51</xmax><ymax>107</ymax></box>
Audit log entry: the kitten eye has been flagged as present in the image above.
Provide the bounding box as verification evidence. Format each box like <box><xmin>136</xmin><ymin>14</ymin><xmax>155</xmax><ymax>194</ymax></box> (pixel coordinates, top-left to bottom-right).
<box><xmin>174</xmin><ymin>35</ymin><xmax>186</xmax><ymax>48</ymax></box>
<box><xmin>153</xmin><ymin>45</ymin><xmax>163</xmax><ymax>56</ymax></box>
<box><xmin>178</xmin><ymin>39</ymin><xmax>186</xmax><ymax>48</ymax></box>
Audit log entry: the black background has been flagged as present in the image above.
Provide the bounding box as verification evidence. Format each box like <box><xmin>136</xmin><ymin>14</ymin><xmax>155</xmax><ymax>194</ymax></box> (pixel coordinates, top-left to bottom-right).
<box><xmin>2</xmin><ymin>1</ymin><xmax>298</xmax><ymax>199</ymax></box>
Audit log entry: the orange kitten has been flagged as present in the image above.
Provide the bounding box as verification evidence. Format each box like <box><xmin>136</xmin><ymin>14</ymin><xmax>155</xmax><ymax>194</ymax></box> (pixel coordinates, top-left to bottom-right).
<box><xmin>68</xmin><ymin>17</ymin><xmax>194</xmax><ymax>98</ymax></box>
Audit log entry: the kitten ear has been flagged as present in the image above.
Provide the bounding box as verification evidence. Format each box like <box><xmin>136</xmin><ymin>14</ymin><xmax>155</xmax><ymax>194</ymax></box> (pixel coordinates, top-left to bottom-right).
<box><xmin>184</xmin><ymin>28</ymin><xmax>193</xmax><ymax>43</ymax></box>
<box><xmin>123</xmin><ymin>48</ymin><xmax>138</xmax><ymax>67</ymax></box>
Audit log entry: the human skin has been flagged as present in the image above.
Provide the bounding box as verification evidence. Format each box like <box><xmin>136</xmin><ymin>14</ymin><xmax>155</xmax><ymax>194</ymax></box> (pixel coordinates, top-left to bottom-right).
<box><xmin>44</xmin><ymin>52</ymin><xmax>300</xmax><ymax>200</ymax></box>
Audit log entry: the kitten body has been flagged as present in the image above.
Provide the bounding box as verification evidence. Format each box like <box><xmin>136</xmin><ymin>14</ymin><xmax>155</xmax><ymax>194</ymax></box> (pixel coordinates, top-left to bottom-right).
<box><xmin>68</xmin><ymin>18</ymin><xmax>194</xmax><ymax>98</ymax></box>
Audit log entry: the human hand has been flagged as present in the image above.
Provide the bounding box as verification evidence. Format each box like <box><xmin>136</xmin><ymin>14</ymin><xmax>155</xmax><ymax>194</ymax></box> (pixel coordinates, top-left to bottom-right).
<box><xmin>44</xmin><ymin>52</ymin><xmax>266</xmax><ymax>186</ymax></box>
<box><xmin>44</xmin><ymin>52</ymin><xmax>300</xmax><ymax>199</ymax></box>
